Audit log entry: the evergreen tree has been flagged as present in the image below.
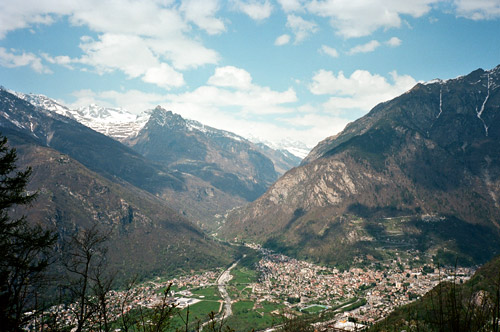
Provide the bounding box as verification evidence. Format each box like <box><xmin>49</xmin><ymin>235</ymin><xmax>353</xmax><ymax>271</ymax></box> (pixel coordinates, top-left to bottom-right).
<box><xmin>0</xmin><ymin>135</ymin><xmax>57</xmax><ymax>331</ymax></box>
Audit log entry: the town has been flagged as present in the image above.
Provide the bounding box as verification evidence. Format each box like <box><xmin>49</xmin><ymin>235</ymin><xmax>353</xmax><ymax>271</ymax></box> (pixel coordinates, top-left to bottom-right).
<box><xmin>28</xmin><ymin>245</ymin><xmax>473</xmax><ymax>331</ymax></box>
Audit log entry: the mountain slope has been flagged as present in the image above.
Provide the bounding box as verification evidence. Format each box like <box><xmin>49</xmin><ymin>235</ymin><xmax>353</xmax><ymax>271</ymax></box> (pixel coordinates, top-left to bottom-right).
<box><xmin>0</xmin><ymin>89</ymin><xmax>234</xmax><ymax>278</ymax></box>
<box><xmin>13</xmin><ymin>92</ymin><xmax>149</xmax><ymax>141</ymax></box>
<box><xmin>3</xmin><ymin>91</ymin><xmax>250</xmax><ymax>224</ymax></box>
<box><xmin>0</xmin><ymin>89</ymin><xmax>184</xmax><ymax>194</ymax></box>
<box><xmin>221</xmin><ymin>65</ymin><xmax>500</xmax><ymax>266</ymax></box>
<box><xmin>126</xmin><ymin>107</ymin><xmax>281</xmax><ymax>202</ymax></box>
<box><xmin>12</xmin><ymin>144</ymin><xmax>232</xmax><ymax>280</ymax></box>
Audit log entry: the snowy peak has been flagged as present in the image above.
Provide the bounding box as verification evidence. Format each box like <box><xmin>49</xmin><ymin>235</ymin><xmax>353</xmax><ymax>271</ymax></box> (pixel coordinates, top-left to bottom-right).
<box><xmin>146</xmin><ymin>107</ymin><xmax>246</xmax><ymax>142</ymax></box>
<box><xmin>12</xmin><ymin>92</ymin><xmax>75</xmax><ymax>119</ymax></box>
<box><xmin>249</xmin><ymin>136</ymin><xmax>311</xmax><ymax>159</ymax></box>
<box><xmin>13</xmin><ymin>92</ymin><xmax>149</xmax><ymax>141</ymax></box>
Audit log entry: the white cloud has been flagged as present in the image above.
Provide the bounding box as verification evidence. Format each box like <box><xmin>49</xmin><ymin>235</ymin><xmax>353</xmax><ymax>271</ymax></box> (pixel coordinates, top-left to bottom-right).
<box><xmin>232</xmin><ymin>0</ymin><xmax>273</xmax><ymax>20</ymax></box>
<box><xmin>42</xmin><ymin>53</ymin><xmax>74</xmax><ymax>69</ymax></box>
<box><xmin>306</xmin><ymin>0</ymin><xmax>439</xmax><ymax>38</ymax></box>
<box><xmin>143</xmin><ymin>63</ymin><xmax>185</xmax><ymax>89</ymax></box>
<box><xmin>454</xmin><ymin>0</ymin><xmax>500</xmax><ymax>20</ymax></box>
<box><xmin>309</xmin><ymin>69</ymin><xmax>418</xmax><ymax>114</ymax></box>
<box><xmin>180</xmin><ymin>0</ymin><xmax>226</xmax><ymax>34</ymax></box>
<box><xmin>79</xmin><ymin>34</ymin><xmax>158</xmax><ymax>78</ymax></box>
<box><xmin>286</xmin><ymin>14</ymin><xmax>318</xmax><ymax>43</ymax></box>
<box><xmin>0</xmin><ymin>0</ymin><xmax>219</xmax><ymax>89</ymax></box>
<box><xmin>68</xmin><ymin>89</ymin><xmax>167</xmax><ymax>113</ymax></box>
<box><xmin>277</xmin><ymin>0</ymin><xmax>305</xmax><ymax>12</ymax></box>
<box><xmin>319</xmin><ymin>45</ymin><xmax>339</xmax><ymax>58</ymax></box>
<box><xmin>208</xmin><ymin>66</ymin><xmax>253</xmax><ymax>90</ymax></box>
<box><xmin>146</xmin><ymin>36</ymin><xmax>219</xmax><ymax>70</ymax></box>
<box><xmin>0</xmin><ymin>47</ymin><xmax>52</xmax><ymax>73</ymax></box>
<box><xmin>275</xmin><ymin>34</ymin><xmax>291</xmax><ymax>46</ymax></box>
<box><xmin>163</xmin><ymin>66</ymin><xmax>297</xmax><ymax>119</ymax></box>
<box><xmin>348</xmin><ymin>40</ymin><xmax>381</xmax><ymax>54</ymax></box>
<box><xmin>386</xmin><ymin>36</ymin><xmax>402</xmax><ymax>47</ymax></box>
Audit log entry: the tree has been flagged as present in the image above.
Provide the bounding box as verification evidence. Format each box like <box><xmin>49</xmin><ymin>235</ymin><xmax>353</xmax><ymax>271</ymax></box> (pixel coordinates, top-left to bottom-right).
<box><xmin>0</xmin><ymin>135</ymin><xmax>57</xmax><ymax>331</ymax></box>
<box><xmin>63</xmin><ymin>222</ymin><xmax>112</xmax><ymax>332</ymax></box>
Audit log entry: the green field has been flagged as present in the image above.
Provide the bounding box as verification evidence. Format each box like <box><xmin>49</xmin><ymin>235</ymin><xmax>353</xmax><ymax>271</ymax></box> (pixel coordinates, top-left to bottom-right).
<box><xmin>171</xmin><ymin>300</ymin><xmax>222</xmax><ymax>329</ymax></box>
<box><xmin>191</xmin><ymin>286</ymin><xmax>221</xmax><ymax>301</ymax></box>
<box><xmin>226</xmin><ymin>300</ymin><xmax>282</xmax><ymax>331</ymax></box>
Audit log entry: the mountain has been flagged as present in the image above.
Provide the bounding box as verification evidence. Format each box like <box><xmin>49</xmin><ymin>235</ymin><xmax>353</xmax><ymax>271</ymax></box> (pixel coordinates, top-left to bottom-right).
<box><xmin>14</xmin><ymin>92</ymin><xmax>302</xmax><ymax>172</ymax></box>
<box><xmin>13</xmin><ymin>92</ymin><xmax>149</xmax><ymax>141</ymax></box>
<box><xmin>0</xmin><ymin>89</ymin><xmax>234</xmax><ymax>279</ymax></box>
<box><xmin>6</xmin><ymin>92</ymin><xmax>249</xmax><ymax>226</ymax></box>
<box><xmin>12</xmin><ymin>93</ymin><xmax>301</xmax><ymax>227</ymax></box>
<box><xmin>253</xmin><ymin>142</ymin><xmax>302</xmax><ymax>175</ymax></box>
<box><xmin>250</xmin><ymin>136</ymin><xmax>311</xmax><ymax>160</ymax></box>
<box><xmin>220</xmin><ymin>65</ymin><xmax>500</xmax><ymax>267</ymax></box>
<box><xmin>126</xmin><ymin>107</ymin><xmax>287</xmax><ymax>202</ymax></box>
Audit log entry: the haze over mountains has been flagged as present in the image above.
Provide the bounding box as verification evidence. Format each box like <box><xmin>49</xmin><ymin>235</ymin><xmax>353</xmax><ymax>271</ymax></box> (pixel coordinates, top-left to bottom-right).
<box><xmin>1</xmin><ymin>64</ymin><xmax>500</xmax><ymax>283</ymax></box>
<box><xmin>221</xmin><ymin>65</ymin><xmax>500</xmax><ymax>267</ymax></box>
<box><xmin>9</xmin><ymin>91</ymin><xmax>301</xmax><ymax>227</ymax></box>
<box><xmin>0</xmin><ymin>88</ymin><xmax>300</xmax><ymax>279</ymax></box>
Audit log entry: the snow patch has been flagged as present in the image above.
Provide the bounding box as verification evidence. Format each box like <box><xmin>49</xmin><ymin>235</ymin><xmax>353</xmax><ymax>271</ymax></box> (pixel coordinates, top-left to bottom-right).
<box><xmin>476</xmin><ymin>73</ymin><xmax>490</xmax><ymax>136</ymax></box>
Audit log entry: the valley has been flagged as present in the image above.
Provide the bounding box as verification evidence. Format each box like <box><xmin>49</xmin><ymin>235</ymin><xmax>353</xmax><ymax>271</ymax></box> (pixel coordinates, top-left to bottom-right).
<box><xmin>1</xmin><ymin>64</ymin><xmax>500</xmax><ymax>331</ymax></box>
<box><xmin>31</xmin><ymin>244</ymin><xmax>474</xmax><ymax>331</ymax></box>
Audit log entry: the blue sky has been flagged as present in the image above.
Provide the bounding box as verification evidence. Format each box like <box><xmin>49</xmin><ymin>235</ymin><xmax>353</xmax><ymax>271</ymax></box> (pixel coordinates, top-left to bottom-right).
<box><xmin>0</xmin><ymin>0</ymin><xmax>499</xmax><ymax>147</ymax></box>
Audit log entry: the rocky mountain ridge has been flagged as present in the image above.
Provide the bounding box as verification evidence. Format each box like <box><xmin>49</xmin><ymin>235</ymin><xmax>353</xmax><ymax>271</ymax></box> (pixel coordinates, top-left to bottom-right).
<box><xmin>221</xmin><ymin>65</ymin><xmax>500</xmax><ymax>267</ymax></box>
<box><xmin>13</xmin><ymin>92</ymin><xmax>149</xmax><ymax>141</ymax></box>
<box><xmin>0</xmin><ymin>89</ymin><xmax>234</xmax><ymax>279</ymax></box>
<box><xmin>13</xmin><ymin>92</ymin><xmax>302</xmax><ymax>170</ymax></box>
<box><xmin>126</xmin><ymin>107</ymin><xmax>295</xmax><ymax>205</ymax></box>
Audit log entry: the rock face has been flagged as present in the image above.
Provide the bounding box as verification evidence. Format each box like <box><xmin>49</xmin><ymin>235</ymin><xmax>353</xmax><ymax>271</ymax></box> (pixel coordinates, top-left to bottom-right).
<box><xmin>0</xmin><ymin>89</ymin><xmax>233</xmax><ymax>279</ymax></box>
<box><xmin>127</xmin><ymin>107</ymin><xmax>283</xmax><ymax>202</ymax></box>
<box><xmin>11</xmin><ymin>93</ymin><xmax>301</xmax><ymax>226</ymax></box>
<box><xmin>221</xmin><ymin>65</ymin><xmax>500</xmax><ymax>267</ymax></box>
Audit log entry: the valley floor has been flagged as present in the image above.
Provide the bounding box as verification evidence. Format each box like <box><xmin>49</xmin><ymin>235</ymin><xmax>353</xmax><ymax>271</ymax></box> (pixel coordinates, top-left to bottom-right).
<box><xmin>30</xmin><ymin>245</ymin><xmax>474</xmax><ymax>331</ymax></box>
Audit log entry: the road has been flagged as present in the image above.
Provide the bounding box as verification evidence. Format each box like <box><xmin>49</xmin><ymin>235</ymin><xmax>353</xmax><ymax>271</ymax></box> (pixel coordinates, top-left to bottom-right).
<box><xmin>216</xmin><ymin>259</ymin><xmax>240</xmax><ymax>318</ymax></box>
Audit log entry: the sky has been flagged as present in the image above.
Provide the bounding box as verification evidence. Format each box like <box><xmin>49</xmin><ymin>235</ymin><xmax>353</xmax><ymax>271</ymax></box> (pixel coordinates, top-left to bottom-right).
<box><xmin>0</xmin><ymin>0</ymin><xmax>499</xmax><ymax>148</ymax></box>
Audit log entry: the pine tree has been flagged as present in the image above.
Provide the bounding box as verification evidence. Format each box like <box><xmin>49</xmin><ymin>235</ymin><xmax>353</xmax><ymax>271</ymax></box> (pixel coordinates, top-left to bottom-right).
<box><xmin>0</xmin><ymin>134</ymin><xmax>57</xmax><ymax>331</ymax></box>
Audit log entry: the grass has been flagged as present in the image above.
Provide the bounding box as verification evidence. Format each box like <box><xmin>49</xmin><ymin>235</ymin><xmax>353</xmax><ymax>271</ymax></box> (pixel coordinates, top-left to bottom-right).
<box><xmin>230</xmin><ymin>266</ymin><xmax>258</xmax><ymax>285</ymax></box>
<box><xmin>226</xmin><ymin>300</ymin><xmax>282</xmax><ymax>331</ymax></box>
<box><xmin>170</xmin><ymin>300</ymin><xmax>222</xmax><ymax>329</ymax></box>
<box><xmin>191</xmin><ymin>286</ymin><xmax>221</xmax><ymax>301</ymax></box>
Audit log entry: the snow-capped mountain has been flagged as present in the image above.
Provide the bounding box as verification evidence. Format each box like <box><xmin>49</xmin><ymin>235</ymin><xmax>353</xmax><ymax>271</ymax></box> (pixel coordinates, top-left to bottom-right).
<box><xmin>13</xmin><ymin>92</ymin><xmax>148</xmax><ymax>141</ymax></box>
<box><xmin>74</xmin><ymin>104</ymin><xmax>149</xmax><ymax>140</ymax></box>
<box><xmin>13</xmin><ymin>92</ymin><xmax>310</xmax><ymax>160</ymax></box>
<box><xmin>249</xmin><ymin>136</ymin><xmax>311</xmax><ymax>159</ymax></box>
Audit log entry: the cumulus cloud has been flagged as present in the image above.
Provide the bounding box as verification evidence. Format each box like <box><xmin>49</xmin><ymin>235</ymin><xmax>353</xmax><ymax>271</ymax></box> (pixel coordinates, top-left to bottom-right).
<box><xmin>306</xmin><ymin>0</ymin><xmax>438</xmax><ymax>38</ymax></box>
<box><xmin>348</xmin><ymin>40</ymin><xmax>381</xmax><ymax>54</ymax></box>
<box><xmin>165</xmin><ymin>66</ymin><xmax>297</xmax><ymax>118</ymax></box>
<box><xmin>454</xmin><ymin>0</ymin><xmax>500</xmax><ymax>19</ymax></box>
<box><xmin>42</xmin><ymin>53</ymin><xmax>74</xmax><ymax>69</ymax></box>
<box><xmin>232</xmin><ymin>0</ymin><xmax>273</xmax><ymax>20</ymax></box>
<box><xmin>309</xmin><ymin>69</ymin><xmax>418</xmax><ymax>114</ymax></box>
<box><xmin>275</xmin><ymin>34</ymin><xmax>291</xmax><ymax>46</ymax></box>
<box><xmin>319</xmin><ymin>45</ymin><xmax>339</xmax><ymax>58</ymax></box>
<box><xmin>180</xmin><ymin>0</ymin><xmax>226</xmax><ymax>34</ymax></box>
<box><xmin>286</xmin><ymin>14</ymin><xmax>318</xmax><ymax>43</ymax></box>
<box><xmin>386</xmin><ymin>36</ymin><xmax>402</xmax><ymax>47</ymax></box>
<box><xmin>0</xmin><ymin>0</ymin><xmax>220</xmax><ymax>89</ymax></box>
<box><xmin>277</xmin><ymin>0</ymin><xmax>305</xmax><ymax>12</ymax></box>
<box><xmin>143</xmin><ymin>63</ymin><xmax>185</xmax><ymax>89</ymax></box>
<box><xmin>208</xmin><ymin>66</ymin><xmax>253</xmax><ymax>90</ymax></box>
<box><xmin>0</xmin><ymin>47</ymin><xmax>52</xmax><ymax>73</ymax></box>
